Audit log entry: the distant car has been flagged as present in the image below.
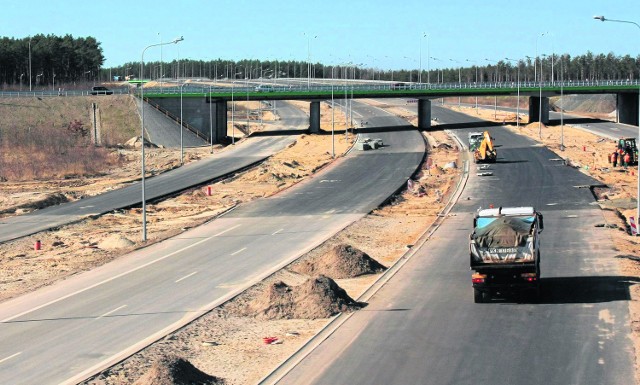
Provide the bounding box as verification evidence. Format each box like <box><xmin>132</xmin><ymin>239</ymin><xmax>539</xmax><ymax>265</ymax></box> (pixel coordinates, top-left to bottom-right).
<box><xmin>391</xmin><ymin>82</ymin><xmax>408</xmax><ymax>90</ymax></box>
<box><xmin>91</xmin><ymin>86</ymin><xmax>113</xmax><ymax>95</ymax></box>
<box><xmin>255</xmin><ymin>84</ymin><xmax>275</xmax><ymax>92</ymax></box>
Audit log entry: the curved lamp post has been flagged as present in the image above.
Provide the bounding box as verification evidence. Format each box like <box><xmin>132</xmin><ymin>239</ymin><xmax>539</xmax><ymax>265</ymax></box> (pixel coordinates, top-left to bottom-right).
<box><xmin>594</xmin><ymin>15</ymin><xmax>640</xmax><ymax>236</ymax></box>
<box><xmin>140</xmin><ymin>36</ymin><xmax>184</xmax><ymax>241</ymax></box>
<box><xmin>505</xmin><ymin>57</ymin><xmax>522</xmax><ymax>128</ymax></box>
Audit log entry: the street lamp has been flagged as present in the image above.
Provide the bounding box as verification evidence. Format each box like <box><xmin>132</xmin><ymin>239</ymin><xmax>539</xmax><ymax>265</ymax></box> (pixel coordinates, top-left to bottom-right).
<box><xmin>304</xmin><ymin>33</ymin><xmax>317</xmax><ymax>89</ymax></box>
<box><xmin>28</xmin><ymin>37</ymin><xmax>32</xmax><ymax>92</ymax></box>
<box><xmin>505</xmin><ymin>58</ymin><xmax>521</xmax><ymax>128</ymax></box>
<box><xmin>594</xmin><ymin>15</ymin><xmax>640</xmax><ymax>235</ymax></box>
<box><xmin>419</xmin><ymin>32</ymin><xmax>428</xmax><ymax>84</ymax></box>
<box><xmin>140</xmin><ymin>36</ymin><xmax>184</xmax><ymax>241</ymax></box>
<box><xmin>231</xmin><ymin>70</ymin><xmax>243</xmax><ymax>145</ymax></box>
<box><xmin>466</xmin><ymin>59</ymin><xmax>480</xmax><ymax>112</ymax></box>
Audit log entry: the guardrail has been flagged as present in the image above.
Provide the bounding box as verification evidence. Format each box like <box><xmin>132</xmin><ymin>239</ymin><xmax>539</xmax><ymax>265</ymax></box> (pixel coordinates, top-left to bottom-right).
<box><xmin>0</xmin><ymin>89</ymin><xmax>130</xmax><ymax>98</ymax></box>
<box><xmin>2</xmin><ymin>78</ymin><xmax>639</xmax><ymax>99</ymax></box>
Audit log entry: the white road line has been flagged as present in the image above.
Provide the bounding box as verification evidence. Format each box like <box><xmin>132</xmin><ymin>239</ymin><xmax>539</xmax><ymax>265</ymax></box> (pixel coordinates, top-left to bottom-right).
<box><xmin>1</xmin><ymin>227</ymin><xmax>228</xmax><ymax>323</ymax></box>
<box><xmin>97</xmin><ymin>305</ymin><xmax>127</xmax><ymax>320</ymax></box>
<box><xmin>272</xmin><ymin>229</ymin><xmax>284</xmax><ymax>235</ymax></box>
<box><xmin>231</xmin><ymin>247</ymin><xmax>247</xmax><ymax>256</ymax></box>
<box><xmin>175</xmin><ymin>271</ymin><xmax>198</xmax><ymax>283</ymax></box>
<box><xmin>0</xmin><ymin>352</ymin><xmax>22</xmax><ymax>364</ymax></box>
<box><xmin>214</xmin><ymin>224</ymin><xmax>241</xmax><ymax>237</ymax></box>
<box><xmin>325</xmin><ymin>209</ymin><xmax>336</xmax><ymax>214</ymax></box>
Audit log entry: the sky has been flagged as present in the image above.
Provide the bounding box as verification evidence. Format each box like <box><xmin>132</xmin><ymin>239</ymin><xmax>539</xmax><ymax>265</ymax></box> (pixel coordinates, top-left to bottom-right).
<box><xmin>2</xmin><ymin>0</ymin><xmax>640</xmax><ymax>70</ymax></box>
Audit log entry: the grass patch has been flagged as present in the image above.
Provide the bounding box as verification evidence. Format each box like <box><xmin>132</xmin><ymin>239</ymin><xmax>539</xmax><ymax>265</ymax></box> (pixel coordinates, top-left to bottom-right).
<box><xmin>0</xmin><ymin>95</ymin><xmax>138</xmax><ymax>181</ymax></box>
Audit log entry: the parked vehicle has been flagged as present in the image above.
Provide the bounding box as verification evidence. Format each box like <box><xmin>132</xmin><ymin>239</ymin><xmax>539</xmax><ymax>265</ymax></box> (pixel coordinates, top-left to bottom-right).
<box><xmin>469</xmin><ymin>206</ymin><xmax>544</xmax><ymax>303</ymax></box>
<box><xmin>91</xmin><ymin>86</ymin><xmax>113</xmax><ymax>95</ymax></box>
<box><xmin>617</xmin><ymin>137</ymin><xmax>638</xmax><ymax>165</ymax></box>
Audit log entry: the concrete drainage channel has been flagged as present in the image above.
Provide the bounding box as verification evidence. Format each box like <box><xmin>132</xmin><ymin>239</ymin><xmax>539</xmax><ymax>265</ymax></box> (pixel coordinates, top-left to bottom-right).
<box><xmin>257</xmin><ymin>129</ymin><xmax>471</xmax><ymax>385</ymax></box>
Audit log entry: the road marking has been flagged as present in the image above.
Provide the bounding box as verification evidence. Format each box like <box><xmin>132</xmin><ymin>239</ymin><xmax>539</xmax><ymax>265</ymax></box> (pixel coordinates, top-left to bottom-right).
<box><xmin>324</xmin><ymin>209</ymin><xmax>336</xmax><ymax>214</ymax></box>
<box><xmin>546</xmin><ymin>203</ymin><xmax>559</xmax><ymax>206</ymax></box>
<box><xmin>214</xmin><ymin>224</ymin><xmax>241</xmax><ymax>237</ymax></box>
<box><xmin>1</xmin><ymin>227</ymin><xmax>228</xmax><ymax>323</ymax></box>
<box><xmin>0</xmin><ymin>352</ymin><xmax>21</xmax><ymax>364</ymax></box>
<box><xmin>97</xmin><ymin>305</ymin><xmax>127</xmax><ymax>320</ymax></box>
<box><xmin>231</xmin><ymin>247</ymin><xmax>247</xmax><ymax>256</ymax></box>
<box><xmin>272</xmin><ymin>229</ymin><xmax>284</xmax><ymax>235</ymax></box>
<box><xmin>175</xmin><ymin>271</ymin><xmax>198</xmax><ymax>283</ymax></box>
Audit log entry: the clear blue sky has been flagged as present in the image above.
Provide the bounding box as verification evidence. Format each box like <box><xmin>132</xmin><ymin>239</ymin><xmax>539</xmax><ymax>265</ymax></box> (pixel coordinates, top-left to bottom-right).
<box><xmin>2</xmin><ymin>0</ymin><xmax>639</xmax><ymax>70</ymax></box>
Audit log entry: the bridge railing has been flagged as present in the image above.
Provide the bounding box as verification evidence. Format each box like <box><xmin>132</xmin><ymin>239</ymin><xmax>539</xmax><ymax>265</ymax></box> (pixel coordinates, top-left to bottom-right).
<box><xmin>3</xmin><ymin>79</ymin><xmax>639</xmax><ymax>99</ymax></box>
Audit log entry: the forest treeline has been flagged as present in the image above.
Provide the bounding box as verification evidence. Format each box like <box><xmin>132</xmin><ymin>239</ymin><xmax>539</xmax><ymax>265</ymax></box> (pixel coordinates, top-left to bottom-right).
<box><xmin>1</xmin><ymin>33</ymin><xmax>639</xmax><ymax>88</ymax></box>
<box><xmin>118</xmin><ymin>51</ymin><xmax>640</xmax><ymax>84</ymax></box>
<box><xmin>0</xmin><ymin>34</ymin><xmax>104</xmax><ymax>89</ymax></box>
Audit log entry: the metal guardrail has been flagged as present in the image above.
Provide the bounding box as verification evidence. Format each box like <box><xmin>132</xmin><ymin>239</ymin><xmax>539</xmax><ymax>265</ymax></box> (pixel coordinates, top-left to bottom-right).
<box><xmin>2</xmin><ymin>79</ymin><xmax>639</xmax><ymax>98</ymax></box>
<box><xmin>140</xmin><ymin>79</ymin><xmax>640</xmax><ymax>97</ymax></box>
<box><xmin>0</xmin><ymin>89</ymin><xmax>130</xmax><ymax>98</ymax></box>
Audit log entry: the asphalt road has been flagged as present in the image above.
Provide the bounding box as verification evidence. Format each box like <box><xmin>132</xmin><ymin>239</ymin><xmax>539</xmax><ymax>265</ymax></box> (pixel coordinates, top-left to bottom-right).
<box><xmin>275</xmin><ymin>107</ymin><xmax>635</xmax><ymax>385</ymax></box>
<box><xmin>441</xmin><ymin>100</ymin><xmax>638</xmax><ymax>140</ymax></box>
<box><xmin>135</xmin><ymin>98</ymin><xmax>209</xmax><ymax>148</ymax></box>
<box><xmin>0</xmin><ymin>102</ymin><xmax>425</xmax><ymax>384</ymax></box>
<box><xmin>0</xmin><ymin>101</ymin><xmax>310</xmax><ymax>244</ymax></box>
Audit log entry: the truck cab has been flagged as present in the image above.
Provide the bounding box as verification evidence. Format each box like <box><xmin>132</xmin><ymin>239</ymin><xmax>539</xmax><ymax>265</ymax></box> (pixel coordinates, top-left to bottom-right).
<box><xmin>469</xmin><ymin>207</ymin><xmax>543</xmax><ymax>303</ymax></box>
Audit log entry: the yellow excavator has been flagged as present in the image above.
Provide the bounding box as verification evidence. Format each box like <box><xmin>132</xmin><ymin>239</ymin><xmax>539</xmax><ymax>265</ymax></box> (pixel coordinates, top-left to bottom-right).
<box><xmin>474</xmin><ymin>131</ymin><xmax>497</xmax><ymax>163</ymax></box>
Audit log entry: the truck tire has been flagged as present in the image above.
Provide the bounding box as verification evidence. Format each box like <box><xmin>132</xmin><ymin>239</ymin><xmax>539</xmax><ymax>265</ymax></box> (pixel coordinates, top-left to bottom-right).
<box><xmin>474</xmin><ymin>288</ymin><xmax>486</xmax><ymax>303</ymax></box>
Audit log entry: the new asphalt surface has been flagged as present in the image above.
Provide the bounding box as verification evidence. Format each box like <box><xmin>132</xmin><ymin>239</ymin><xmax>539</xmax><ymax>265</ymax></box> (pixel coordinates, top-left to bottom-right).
<box><xmin>275</xmin><ymin>105</ymin><xmax>635</xmax><ymax>385</ymax></box>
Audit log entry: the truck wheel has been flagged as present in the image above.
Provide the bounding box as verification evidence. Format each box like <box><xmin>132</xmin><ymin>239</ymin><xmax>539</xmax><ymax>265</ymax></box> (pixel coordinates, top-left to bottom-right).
<box><xmin>474</xmin><ymin>289</ymin><xmax>486</xmax><ymax>303</ymax></box>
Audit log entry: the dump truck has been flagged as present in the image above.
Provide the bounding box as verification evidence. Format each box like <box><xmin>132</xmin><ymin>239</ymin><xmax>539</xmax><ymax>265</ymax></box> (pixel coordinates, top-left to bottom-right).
<box><xmin>469</xmin><ymin>206</ymin><xmax>544</xmax><ymax>303</ymax></box>
<box><xmin>473</xmin><ymin>131</ymin><xmax>497</xmax><ymax>163</ymax></box>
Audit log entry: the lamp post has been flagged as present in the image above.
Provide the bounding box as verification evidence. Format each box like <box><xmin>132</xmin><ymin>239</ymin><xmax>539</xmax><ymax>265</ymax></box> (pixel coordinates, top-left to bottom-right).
<box><xmin>466</xmin><ymin>59</ymin><xmax>480</xmax><ymax>112</ymax></box>
<box><xmin>304</xmin><ymin>33</ymin><xmax>317</xmax><ymax>89</ymax></box>
<box><xmin>505</xmin><ymin>58</ymin><xmax>521</xmax><ymax>128</ymax></box>
<box><xmin>419</xmin><ymin>32</ymin><xmax>428</xmax><ymax>84</ymax></box>
<box><xmin>594</xmin><ymin>15</ymin><xmax>640</xmax><ymax>235</ymax></box>
<box><xmin>28</xmin><ymin>37</ymin><xmax>32</xmax><ymax>92</ymax></box>
<box><xmin>231</xmin><ymin>70</ymin><xmax>243</xmax><ymax>145</ymax></box>
<box><xmin>140</xmin><ymin>36</ymin><xmax>184</xmax><ymax>241</ymax></box>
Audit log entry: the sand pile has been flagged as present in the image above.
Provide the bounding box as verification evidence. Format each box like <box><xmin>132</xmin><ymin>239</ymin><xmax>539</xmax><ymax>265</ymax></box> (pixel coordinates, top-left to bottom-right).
<box><xmin>243</xmin><ymin>275</ymin><xmax>362</xmax><ymax>320</ymax></box>
<box><xmin>132</xmin><ymin>355</ymin><xmax>223</xmax><ymax>385</ymax></box>
<box><xmin>293</xmin><ymin>244</ymin><xmax>386</xmax><ymax>279</ymax></box>
<box><xmin>98</xmin><ymin>234</ymin><xmax>135</xmax><ymax>250</ymax></box>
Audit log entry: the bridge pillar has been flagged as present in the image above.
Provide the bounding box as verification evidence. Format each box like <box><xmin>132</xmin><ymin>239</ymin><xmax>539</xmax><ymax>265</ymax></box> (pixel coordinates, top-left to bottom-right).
<box><xmin>418</xmin><ymin>98</ymin><xmax>432</xmax><ymax>130</ymax></box>
<box><xmin>309</xmin><ymin>101</ymin><xmax>321</xmax><ymax>133</ymax></box>
<box><xmin>215</xmin><ymin>100</ymin><xmax>228</xmax><ymax>141</ymax></box>
<box><xmin>528</xmin><ymin>96</ymin><xmax>549</xmax><ymax>124</ymax></box>
<box><xmin>617</xmin><ymin>92</ymin><xmax>639</xmax><ymax>126</ymax></box>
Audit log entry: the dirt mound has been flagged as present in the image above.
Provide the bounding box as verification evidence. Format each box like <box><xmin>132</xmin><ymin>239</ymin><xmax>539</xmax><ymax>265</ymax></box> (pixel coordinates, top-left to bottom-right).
<box><xmin>125</xmin><ymin>136</ymin><xmax>159</xmax><ymax>148</ymax></box>
<box><xmin>132</xmin><ymin>355</ymin><xmax>223</xmax><ymax>385</ymax></box>
<box><xmin>244</xmin><ymin>275</ymin><xmax>362</xmax><ymax>320</ymax></box>
<box><xmin>293</xmin><ymin>244</ymin><xmax>386</xmax><ymax>279</ymax></box>
<box><xmin>98</xmin><ymin>234</ymin><xmax>135</xmax><ymax>250</ymax></box>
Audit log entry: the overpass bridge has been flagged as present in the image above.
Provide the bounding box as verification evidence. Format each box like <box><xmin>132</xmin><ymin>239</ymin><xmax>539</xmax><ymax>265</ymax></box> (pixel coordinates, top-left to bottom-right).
<box><xmin>140</xmin><ymin>79</ymin><xmax>640</xmax><ymax>143</ymax></box>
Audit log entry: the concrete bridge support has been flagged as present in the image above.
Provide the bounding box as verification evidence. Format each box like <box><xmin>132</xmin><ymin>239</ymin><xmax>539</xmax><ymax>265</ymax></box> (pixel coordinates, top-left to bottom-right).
<box><xmin>213</xmin><ymin>100</ymin><xmax>228</xmax><ymax>141</ymax></box>
<box><xmin>310</xmin><ymin>101</ymin><xmax>321</xmax><ymax>133</ymax></box>
<box><xmin>528</xmin><ymin>96</ymin><xmax>549</xmax><ymax>124</ymax></box>
<box><xmin>617</xmin><ymin>92</ymin><xmax>639</xmax><ymax>126</ymax></box>
<box><xmin>147</xmin><ymin>97</ymin><xmax>229</xmax><ymax>144</ymax></box>
<box><xmin>418</xmin><ymin>98</ymin><xmax>432</xmax><ymax>130</ymax></box>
